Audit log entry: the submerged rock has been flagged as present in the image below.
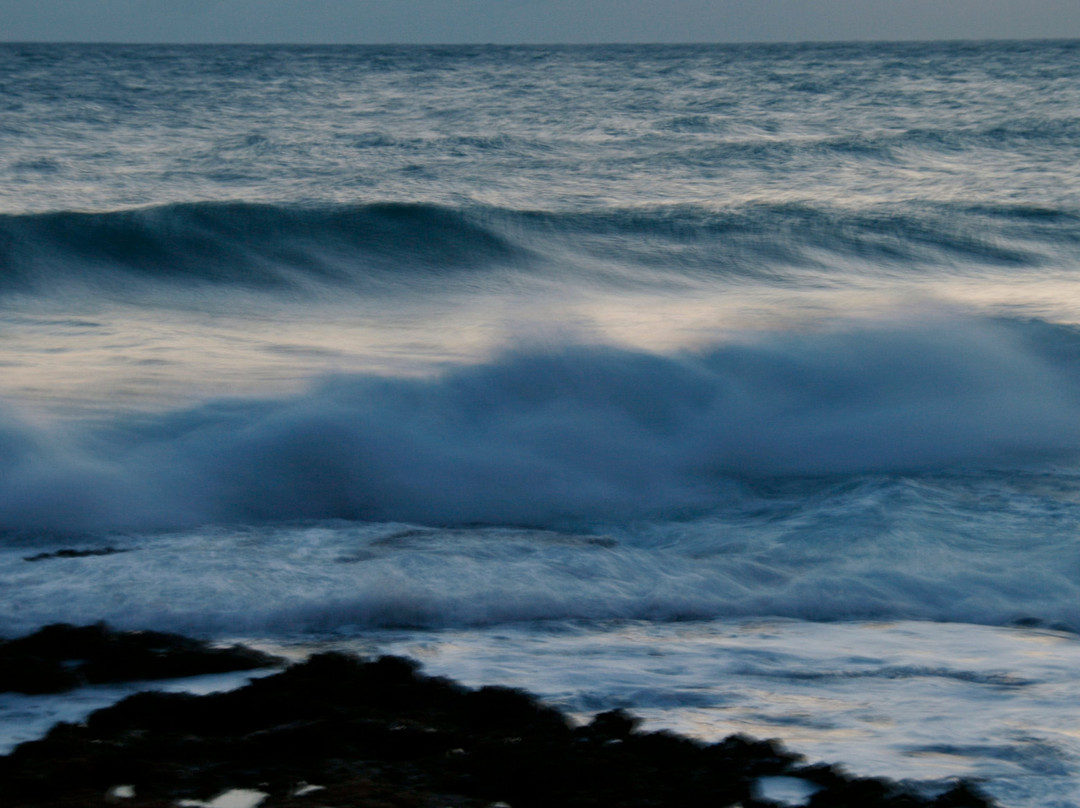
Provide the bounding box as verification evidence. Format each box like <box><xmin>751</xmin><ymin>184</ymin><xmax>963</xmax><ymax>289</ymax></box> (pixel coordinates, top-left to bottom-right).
<box><xmin>23</xmin><ymin>547</ymin><xmax>130</xmax><ymax>562</ymax></box>
<box><xmin>0</xmin><ymin>643</ymin><xmax>997</xmax><ymax>808</ymax></box>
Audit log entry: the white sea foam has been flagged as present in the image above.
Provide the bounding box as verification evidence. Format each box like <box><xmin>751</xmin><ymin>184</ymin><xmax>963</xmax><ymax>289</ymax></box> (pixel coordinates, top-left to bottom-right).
<box><xmin>360</xmin><ymin>619</ymin><xmax>1080</xmax><ymax>808</ymax></box>
<box><xmin>2</xmin><ymin>479</ymin><xmax>1079</xmax><ymax>638</ymax></box>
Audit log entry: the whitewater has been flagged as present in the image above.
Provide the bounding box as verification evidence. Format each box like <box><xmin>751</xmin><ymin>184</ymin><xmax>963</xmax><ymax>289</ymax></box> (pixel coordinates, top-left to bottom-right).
<box><xmin>3</xmin><ymin>40</ymin><xmax>1080</xmax><ymax>806</ymax></box>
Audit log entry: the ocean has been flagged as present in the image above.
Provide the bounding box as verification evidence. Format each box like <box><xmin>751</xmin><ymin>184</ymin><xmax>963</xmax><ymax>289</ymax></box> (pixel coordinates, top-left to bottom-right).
<box><xmin>2</xmin><ymin>40</ymin><xmax>1080</xmax><ymax>806</ymax></box>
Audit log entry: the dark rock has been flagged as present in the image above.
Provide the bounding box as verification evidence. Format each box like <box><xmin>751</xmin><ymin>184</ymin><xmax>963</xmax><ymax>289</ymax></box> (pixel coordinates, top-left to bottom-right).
<box><xmin>23</xmin><ymin>547</ymin><xmax>129</xmax><ymax>562</ymax></box>
<box><xmin>0</xmin><ymin>645</ymin><xmax>1001</xmax><ymax>808</ymax></box>
<box><xmin>578</xmin><ymin>708</ymin><xmax>642</xmax><ymax>741</ymax></box>
<box><xmin>0</xmin><ymin>623</ymin><xmax>284</xmax><ymax>694</ymax></box>
<box><xmin>932</xmin><ymin>781</ymin><xmax>997</xmax><ymax>808</ymax></box>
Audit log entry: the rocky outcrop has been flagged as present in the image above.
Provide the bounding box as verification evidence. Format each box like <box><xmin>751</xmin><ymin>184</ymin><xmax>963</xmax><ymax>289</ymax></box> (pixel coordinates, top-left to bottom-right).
<box><xmin>1</xmin><ymin>645</ymin><xmax>996</xmax><ymax>808</ymax></box>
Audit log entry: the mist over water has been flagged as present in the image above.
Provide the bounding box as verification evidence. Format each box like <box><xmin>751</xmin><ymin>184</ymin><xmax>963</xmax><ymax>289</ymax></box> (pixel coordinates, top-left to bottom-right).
<box><xmin>3</xmin><ymin>40</ymin><xmax>1080</xmax><ymax>806</ymax></box>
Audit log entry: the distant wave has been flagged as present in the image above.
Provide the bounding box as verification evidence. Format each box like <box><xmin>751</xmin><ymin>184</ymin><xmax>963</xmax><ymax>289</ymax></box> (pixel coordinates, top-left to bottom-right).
<box><xmin>655</xmin><ymin>117</ymin><xmax>1080</xmax><ymax>162</ymax></box>
<box><xmin>0</xmin><ymin>201</ymin><xmax>521</xmax><ymax>292</ymax></box>
<box><xmin>1</xmin><ymin>316</ymin><xmax>1078</xmax><ymax>534</ymax></box>
<box><xmin>0</xmin><ymin>200</ymin><xmax>1075</xmax><ymax>296</ymax></box>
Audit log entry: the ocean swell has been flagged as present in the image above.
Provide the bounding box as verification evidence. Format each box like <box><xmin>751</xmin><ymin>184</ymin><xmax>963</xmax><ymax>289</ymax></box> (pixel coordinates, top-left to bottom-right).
<box><xmin>1</xmin><ymin>200</ymin><xmax>1076</xmax><ymax>298</ymax></box>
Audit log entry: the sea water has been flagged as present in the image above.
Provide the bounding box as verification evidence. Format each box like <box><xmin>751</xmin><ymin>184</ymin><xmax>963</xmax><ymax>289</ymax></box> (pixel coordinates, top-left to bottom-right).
<box><xmin>2</xmin><ymin>41</ymin><xmax>1080</xmax><ymax>806</ymax></box>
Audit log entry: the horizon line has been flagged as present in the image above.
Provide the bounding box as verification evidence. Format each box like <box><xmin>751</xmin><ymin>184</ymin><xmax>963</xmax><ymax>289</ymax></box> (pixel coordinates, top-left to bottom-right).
<box><xmin>1</xmin><ymin>36</ymin><xmax>1079</xmax><ymax>48</ymax></box>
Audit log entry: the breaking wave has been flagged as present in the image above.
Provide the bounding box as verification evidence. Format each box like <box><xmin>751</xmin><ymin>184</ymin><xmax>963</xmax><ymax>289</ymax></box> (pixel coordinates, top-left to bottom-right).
<box><xmin>1</xmin><ymin>316</ymin><xmax>1078</xmax><ymax>534</ymax></box>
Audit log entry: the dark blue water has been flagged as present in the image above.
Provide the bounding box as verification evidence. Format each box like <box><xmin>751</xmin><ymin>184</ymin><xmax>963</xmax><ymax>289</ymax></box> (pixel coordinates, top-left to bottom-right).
<box><xmin>3</xmin><ymin>42</ymin><xmax>1080</xmax><ymax>805</ymax></box>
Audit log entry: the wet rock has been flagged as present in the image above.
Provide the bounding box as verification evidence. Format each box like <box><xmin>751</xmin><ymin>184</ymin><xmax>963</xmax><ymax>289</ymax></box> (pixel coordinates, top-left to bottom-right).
<box><xmin>0</xmin><ymin>646</ymin><xmax>999</xmax><ymax>808</ymax></box>
<box><xmin>23</xmin><ymin>547</ymin><xmax>129</xmax><ymax>562</ymax></box>
<box><xmin>577</xmin><ymin>708</ymin><xmax>641</xmax><ymax>741</ymax></box>
<box><xmin>0</xmin><ymin>623</ymin><xmax>284</xmax><ymax>695</ymax></box>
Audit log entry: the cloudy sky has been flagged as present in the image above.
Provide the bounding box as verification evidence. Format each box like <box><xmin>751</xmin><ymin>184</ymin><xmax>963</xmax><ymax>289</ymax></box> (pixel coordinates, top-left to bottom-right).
<box><xmin>2</xmin><ymin>0</ymin><xmax>1079</xmax><ymax>44</ymax></box>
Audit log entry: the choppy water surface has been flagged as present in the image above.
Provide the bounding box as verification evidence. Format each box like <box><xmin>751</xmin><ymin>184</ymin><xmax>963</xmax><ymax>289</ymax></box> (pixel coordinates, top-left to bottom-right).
<box><xmin>3</xmin><ymin>41</ymin><xmax>1080</xmax><ymax>806</ymax></box>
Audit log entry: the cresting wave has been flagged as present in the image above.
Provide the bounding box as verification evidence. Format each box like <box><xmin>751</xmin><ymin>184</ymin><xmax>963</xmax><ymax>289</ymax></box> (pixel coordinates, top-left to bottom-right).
<box><xmin>0</xmin><ymin>202</ymin><xmax>520</xmax><ymax>292</ymax></box>
<box><xmin>1</xmin><ymin>316</ymin><xmax>1078</xmax><ymax>534</ymax></box>
<box><xmin>1</xmin><ymin>200</ymin><xmax>1077</xmax><ymax>294</ymax></box>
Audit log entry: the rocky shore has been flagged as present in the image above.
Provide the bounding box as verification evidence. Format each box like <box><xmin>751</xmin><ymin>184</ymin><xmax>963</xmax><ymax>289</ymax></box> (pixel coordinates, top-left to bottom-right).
<box><xmin>0</xmin><ymin>623</ymin><xmax>282</xmax><ymax>695</ymax></box>
<box><xmin>0</xmin><ymin>625</ymin><xmax>996</xmax><ymax>808</ymax></box>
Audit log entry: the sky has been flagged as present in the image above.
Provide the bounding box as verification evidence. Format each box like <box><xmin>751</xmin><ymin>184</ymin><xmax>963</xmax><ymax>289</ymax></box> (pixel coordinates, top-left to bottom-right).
<box><xmin>1</xmin><ymin>0</ymin><xmax>1080</xmax><ymax>44</ymax></box>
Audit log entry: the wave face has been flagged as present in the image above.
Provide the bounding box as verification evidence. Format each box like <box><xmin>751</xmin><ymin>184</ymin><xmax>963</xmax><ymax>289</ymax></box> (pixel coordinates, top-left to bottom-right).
<box><xmin>0</xmin><ymin>202</ymin><xmax>521</xmax><ymax>292</ymax></box>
